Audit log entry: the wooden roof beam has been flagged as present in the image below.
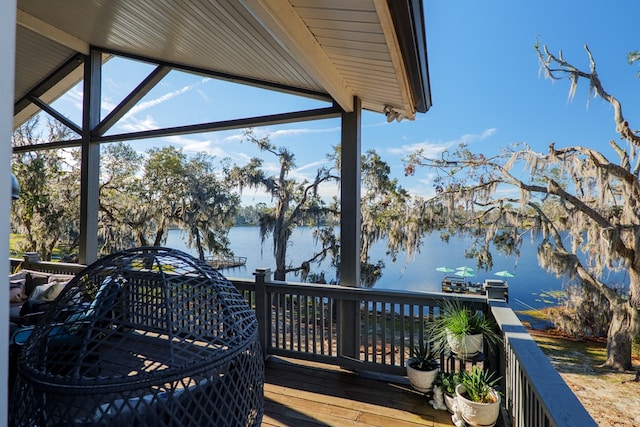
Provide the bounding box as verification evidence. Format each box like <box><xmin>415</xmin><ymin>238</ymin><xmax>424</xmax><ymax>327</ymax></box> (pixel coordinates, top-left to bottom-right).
<box><xmin>241</xmin><ymin>0</ymin><xmax>355</xmax><ymax>112</ymax></box>
<box><xmin>17</xmin><ymin>9</ymin><xmax>89</xmax><ymax>55</ymax></box>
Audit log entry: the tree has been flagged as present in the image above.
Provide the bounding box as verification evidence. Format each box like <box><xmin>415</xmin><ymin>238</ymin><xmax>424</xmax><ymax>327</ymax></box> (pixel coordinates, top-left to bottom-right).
<box><xmin>331</xmin><ymin>148</ymin><xmax>421</xmax><ymax>286</ymax></box>
<box><xmin>99</xmin><ymin>142</ymin><xmax>152</xmax><ymax>252</ymax></box>
<box><xmin>138</xmin><ymin>145</ymin><xmax>239</xmax><ymax>261</ymax></box>
<box><xmin>234</xmin><ymin>203</ymin><xmax>269</xmax><ymax>226</ymax></box>
<box><xmin>100</xmin><ymin>144</ymin><xmax>239</xmax><ymax>260</ymax></box>
<box><xmin>360</xmin><ymin>150</ymin><xmax>420</xmax><ymax>277</ymax></box>
<box><xmin>11</xmin><ymin>118</ymin><xmax>80</xmax><ymax>260</ymax></box>
<box><xmin>230</xmin><ymin>130</ymin><xmax>428</xmax><ymax>286</ymax></box>
<box><xmin>172</xmin><ymin>152</ymin><xmax>239</xmax><ymax>261</ymax></box>
<box><xmin>404</xmin><ymin>44</ymin><xmax>640</xmax><ymax>371</ymax></box>
<box><xmin>230</xmin><ymin>129</ymin><xmax>339</xmax><ymax>281</ymax></box>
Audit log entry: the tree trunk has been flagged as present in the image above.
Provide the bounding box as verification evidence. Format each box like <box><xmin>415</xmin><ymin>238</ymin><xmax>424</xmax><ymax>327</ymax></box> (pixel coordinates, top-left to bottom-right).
<box><xmin>195</xmin><ymin>228</ymin><xmax>205</xmax><ymax>261</ymax></box>
<box><xmin>274</xmin><ymin>236</ymin><xmax>286</xmax><ymax>281</ymax></box>
<box><xmin>604</xmin><ymin>298</ymin><xmax>638</xmax><ymax>371</ymax></box>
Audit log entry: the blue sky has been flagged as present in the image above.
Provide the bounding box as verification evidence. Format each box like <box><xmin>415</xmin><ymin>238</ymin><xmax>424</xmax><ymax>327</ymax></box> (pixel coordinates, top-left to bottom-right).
<box><xmin>50</xmin><ymin>1</ymin><xmax>640</xmax><ymax>206</ymax></box>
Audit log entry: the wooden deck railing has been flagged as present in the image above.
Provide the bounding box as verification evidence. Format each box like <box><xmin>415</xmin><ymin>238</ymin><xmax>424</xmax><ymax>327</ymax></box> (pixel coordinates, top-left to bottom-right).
<box><xmin>231</xmin><ymin>268</ymin><xmax>597</xmax><ymax>427</ymax></box>
<box><xmin>10</xmin><ymin>253</ymin><xmax>85</xmax><ymax>275</ymax></box>
<box><xmin>11</xmin><ymin>259</ymin><xmax>596</xmax><ymax>426</ymax></box>
<box><xmin>489</xmin><ymin>301</ymin><xmax>596</xmax><ymax>427</ymax></box>
<box><xmin>231</xmin><ymin>268</ymin><xmax>488</xmax><ymax>375</ymax></box>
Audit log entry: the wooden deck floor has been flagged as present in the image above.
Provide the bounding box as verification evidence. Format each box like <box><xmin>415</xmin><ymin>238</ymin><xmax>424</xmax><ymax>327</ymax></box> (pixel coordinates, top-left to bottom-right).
<box><xmin>263</xmin><ymin>357</ymin><xmax>454</xmax><ymax>427</ymax></box>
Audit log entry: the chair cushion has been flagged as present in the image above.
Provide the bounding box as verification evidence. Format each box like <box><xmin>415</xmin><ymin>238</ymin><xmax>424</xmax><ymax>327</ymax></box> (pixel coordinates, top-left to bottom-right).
<box><xmin>9</xmin><ymin>279</ymin><xmax>26</xmax><ymax>303</ymax></box>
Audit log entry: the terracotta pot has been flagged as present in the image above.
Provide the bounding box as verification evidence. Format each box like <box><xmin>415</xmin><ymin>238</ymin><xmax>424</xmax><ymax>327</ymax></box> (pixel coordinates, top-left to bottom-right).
<box><xmin>446</xmin><ymin>331</ymin><xmax>482</xmax><ymax>358</ymax></box>
<box><xmin>455</xmin><ymin>384</ymin><xmax>501</xmax><ymax>427</ymax></box>
<box><xmin>406</xmin><ymin>359</ymin><xmax>439</xmax><ymax>392</ymax></box>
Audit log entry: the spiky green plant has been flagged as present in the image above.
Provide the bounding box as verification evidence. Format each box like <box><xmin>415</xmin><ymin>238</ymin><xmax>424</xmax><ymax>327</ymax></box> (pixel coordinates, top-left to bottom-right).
<box><xmin>459</xmin><ymin>366</ymin><xmax>501</xmax><ymax>403</ymax></box>
<box><xmin>409</xmin><ymin>339</ymin><xmax>439</xmax><ymax>371</ymax></box>
<box><xmin>427</xmin><ymin>299</ymin><xmax>502</xmax><ymax>354</ymax></box>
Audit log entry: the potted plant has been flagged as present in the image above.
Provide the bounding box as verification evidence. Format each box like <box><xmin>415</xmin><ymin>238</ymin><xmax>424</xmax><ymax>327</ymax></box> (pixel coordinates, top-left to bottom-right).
<box><xmin>406</xmin><ymin>340</ymin><xmax>439</xmax><ymax>392</ymax></box>
<box><xmin>428</xmin><ymin>299</ymin><xmax>501</xmax><ymax>358</ymax></box>
<box><xmin>435</xmin><ymin>370</ymin><xmax>462</xmax><ymax>413</ymax></box>
<box><xmin>454</xmin><ymin>366</ymin><xmax>502</xmax><ymax>427</ymax></box>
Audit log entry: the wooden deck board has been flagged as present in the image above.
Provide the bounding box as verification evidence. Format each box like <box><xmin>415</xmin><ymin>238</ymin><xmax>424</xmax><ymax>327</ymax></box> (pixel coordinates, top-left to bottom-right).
<box><xmin>263</xmin><ymin>357</ymin><xmax>453</xmax><ymax>427</ymax></box>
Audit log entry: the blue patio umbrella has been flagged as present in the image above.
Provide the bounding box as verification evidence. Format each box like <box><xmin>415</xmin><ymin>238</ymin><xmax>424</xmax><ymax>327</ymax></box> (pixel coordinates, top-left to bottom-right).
<box><xmin>436</xmin><ymin>266</ymin><xmax>455</xmax><ymax>273</ymax></box>
<box><xmin>494</xmin><ymin>270</ymin><xmax>515</xmax><ymax>278</ymax></box>
<box><xmin>455</xmin><ymin>270</ymin><xmax>475</xmax><ymax>278</ymax></box>
<box><xmin>456</xmin><ymin>266</ymin><xmax>474</xmax><ymax>273</ymax></box>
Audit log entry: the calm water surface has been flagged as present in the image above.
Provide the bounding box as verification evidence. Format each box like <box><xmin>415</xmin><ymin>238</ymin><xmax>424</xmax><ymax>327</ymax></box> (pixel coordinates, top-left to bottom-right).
<box><xmin>165</xmin><ymin>226</ymin><xmax>622</xmax><ymax>310</ymax></box>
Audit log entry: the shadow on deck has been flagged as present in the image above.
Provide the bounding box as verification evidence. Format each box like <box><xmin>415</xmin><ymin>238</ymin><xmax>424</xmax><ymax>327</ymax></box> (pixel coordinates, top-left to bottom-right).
<box><xmin>263</xmin><ymin>357</ymin><xmax>453</xmax><ymax>427</ymax></box>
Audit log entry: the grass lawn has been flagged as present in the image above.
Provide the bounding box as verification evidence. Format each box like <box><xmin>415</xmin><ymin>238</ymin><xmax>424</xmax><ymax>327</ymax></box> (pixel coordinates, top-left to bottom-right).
<box><xmin>519</xmin><ymin>309</ymin><xmax>640</xmax><ymax>426</ymax></box>
<box><xmin>9</xmin><ymin>233</ymin><xmax>25</xmax><ymax>256</ymax></box>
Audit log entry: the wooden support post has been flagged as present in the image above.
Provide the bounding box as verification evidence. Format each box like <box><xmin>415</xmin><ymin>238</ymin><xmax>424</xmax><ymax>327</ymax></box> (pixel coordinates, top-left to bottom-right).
<box><xmin>254</xmin><ymin>268</ymin><xmax>272</xmax><ymax>359</ymax></box>
<box><xmin>339</xmin><ymin>97</ymin><xmax>362</xmax><ymax>359</ymax></box>
<box><xmin>78</xmin><ymin>49</ymin><xmax>101</xmax><ymax>265</ymax></box>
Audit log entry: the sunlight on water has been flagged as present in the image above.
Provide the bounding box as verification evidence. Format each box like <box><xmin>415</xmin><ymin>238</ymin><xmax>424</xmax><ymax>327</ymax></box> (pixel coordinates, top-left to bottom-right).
<box><xmin>165</xmin><ymin>227</ymin><xmax>627</xmax><ymax>310</ymax></box>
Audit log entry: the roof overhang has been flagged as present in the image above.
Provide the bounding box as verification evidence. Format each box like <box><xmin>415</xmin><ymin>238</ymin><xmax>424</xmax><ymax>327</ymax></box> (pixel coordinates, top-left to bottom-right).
<box><xmin>14</xmin><ymin>0</ymin><xmax>431</xmax><ymax>128</ymax></box>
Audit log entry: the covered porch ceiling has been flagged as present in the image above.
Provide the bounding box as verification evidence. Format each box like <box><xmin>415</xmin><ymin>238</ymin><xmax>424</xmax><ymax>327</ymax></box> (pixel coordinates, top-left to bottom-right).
<box><xmin>2</xmin><ymin>2</ymin><xmax>433</xmax><ymax>419</ymax></box>
<box><xmin>14</xmin><ymin>0</ymin><xmax>431</xmax><ymax>128</ymax></box>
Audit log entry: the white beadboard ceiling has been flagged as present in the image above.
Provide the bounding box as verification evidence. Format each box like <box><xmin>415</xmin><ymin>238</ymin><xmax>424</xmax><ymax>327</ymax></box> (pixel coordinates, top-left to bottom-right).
<box><xmin>14</xmin><ymin>0</ymin><xmax>431</xmax><ymax>126</ymax></box>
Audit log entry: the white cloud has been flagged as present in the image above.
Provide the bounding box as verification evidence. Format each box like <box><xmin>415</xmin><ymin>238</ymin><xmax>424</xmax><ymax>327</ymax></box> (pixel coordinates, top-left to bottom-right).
<box><xmin>165</xmin><ymin>135</ymin><xmax>229</xmax><ymax>157</ymax></box>
<box><xmin>296</xmin><ymin>159</ymin><xmax>331</xmax><ymax>173</ymax></box>
<box><xmin>247</xmin><ymin>125</ymin><xmax>340</xmax><ymax>140</ymax></box>
<box><xmin>125</xmin><ymin>83</ymin><xmax>200</xmax><ymax>117</ymax></box>
<box><xmin>65</xmin><ymin>87</ymin><xmax>84</xmax><ymax>111</ymax></box>
<box><xmin>118</xmin><ymin>115</ymin><xmax>158</xmax><ymax>133</ymax></box>
<box><xmin>387</xmin><ymin>128</ymin><xmax>498</xmax><ymax>157</ymax></box>
<box><xmin>223</xmin><ymin>133</ymin><xmax>244</xmax><ymax>143</ymax></box>
<box><xmin>404</xmin><ymin>173</ymin><xmax>438</xmax><ymax>199</ymax></box>
<box><xmin>481</xmin><ymin>128</ymin><xmax>498</xmax><ymax>139</ymax></box>
<box><xmin>388</xmin><ymin>141</ymin><xmax>451</xmax><ymax>157</ymax></box>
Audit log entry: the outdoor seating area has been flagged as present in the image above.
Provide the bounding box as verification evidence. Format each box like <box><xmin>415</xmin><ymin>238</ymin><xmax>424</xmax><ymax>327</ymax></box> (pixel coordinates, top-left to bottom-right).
<box><xmin>9</xmin><ymin>248</ymin><xmax>264</xmax><ymax>427</ymax></box>
<box><xmin>9</xmin><ymin>269</ymin><xmax>74</xmax><ymax>325</ymax></box>
<box><xmin>7</xmin><ymin>253</ymin><xmax>596</xmax><ymax>426</ymax></box>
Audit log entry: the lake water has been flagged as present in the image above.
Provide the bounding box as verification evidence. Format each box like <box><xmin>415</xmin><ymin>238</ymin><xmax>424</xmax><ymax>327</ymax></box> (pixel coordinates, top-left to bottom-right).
<box><xmin>164</xmin><ymin>226</ymin><xmax>600</xmax><ymax>311</ymax></box>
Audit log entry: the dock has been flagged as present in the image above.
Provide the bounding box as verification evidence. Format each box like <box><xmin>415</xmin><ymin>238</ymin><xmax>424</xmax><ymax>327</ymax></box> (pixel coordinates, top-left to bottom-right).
<box><xmin>205</xmin><ymin>255</ymin><xmax>247</xmax><ymax>270</ymax></box>
<box><xmin>442</xmin><ymin>277</ymin><xmax>509</xmax><ymax>300</ymax></box>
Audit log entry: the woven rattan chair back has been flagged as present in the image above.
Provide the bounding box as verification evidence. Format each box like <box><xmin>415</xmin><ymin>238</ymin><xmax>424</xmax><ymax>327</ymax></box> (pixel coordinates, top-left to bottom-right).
<box><xmin>10</xmin><ymin>247</ymin><xmax>264</xmax><ymax>427</ymax></box>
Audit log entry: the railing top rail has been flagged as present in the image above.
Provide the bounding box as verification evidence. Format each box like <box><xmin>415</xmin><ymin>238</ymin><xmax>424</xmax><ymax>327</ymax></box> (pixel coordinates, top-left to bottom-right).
<box><xmin>228</xmin><ymin>274</ymin><xmax>488</xmax><ymax>310</ymax></box>
<box><xmin>267</xmin><ymin>279</ymin><xmax>486</xmax><ymax>305</ymax></box>
<box><xmin>489</xmin><ymin>300</ymin><xmax>597</xmax><ymax>427</ymax></box>
<box><xmin>11</xmin><ymin>257</ymin><xmax>86</xmax><ymax>274</ymax></box>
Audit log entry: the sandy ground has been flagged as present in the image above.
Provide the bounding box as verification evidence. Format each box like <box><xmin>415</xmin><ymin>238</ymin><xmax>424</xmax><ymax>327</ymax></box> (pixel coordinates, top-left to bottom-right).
<box><xmin>528</xmin><ymin>329</ymin><xmax>640</xmax><ymax>427</ymax></box>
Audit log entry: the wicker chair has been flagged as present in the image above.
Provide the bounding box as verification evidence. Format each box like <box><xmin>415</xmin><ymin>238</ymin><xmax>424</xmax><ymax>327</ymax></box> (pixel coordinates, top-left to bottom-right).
<box><xmin>9</xmin><ymin>247</ymin><xmax>264</xmax><ymax>427</ymax></box>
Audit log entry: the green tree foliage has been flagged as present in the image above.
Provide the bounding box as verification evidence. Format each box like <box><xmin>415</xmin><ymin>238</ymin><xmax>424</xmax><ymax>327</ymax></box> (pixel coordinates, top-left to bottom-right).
<box><xmin>229</xmin><ymin>129</ymin><xmax>339</xmax><ymax>281</ymax></box>
<box><xmin>229</xmin><ymin>129</ymin><xmax>425</xmax><ymax>287</ymax></box>
<box><xmin>171</xmin><ymin>152</ymin><xmax>239</xmax><ymax>261</ymax></box>
<box><xmin>100</xmin><ymin>144</ymin><xmax>239</xmax><ymax>261</ymax></box>
<box><xmin>99</xmin><ymin>142</ymin><xmax>151</xmax><ymax>252</ymax></box>
<box><xmin>234</xmin><ymin>203</ymin><xmax>269</xmax><ymax>226</ymax></box>
<box><xmin>332</xmin><ymin>148</ymin><xmax>421</xmax><ymax>286</ymax></box>
<box><xmin>11</xmin><ymin>118</ymin><xmax>79</xmax><ymax>260</ymax></box>
<box><xmin>404</xmin><ymin>44</ymin><xmax>640</xmax><ymax>371</ymax></box>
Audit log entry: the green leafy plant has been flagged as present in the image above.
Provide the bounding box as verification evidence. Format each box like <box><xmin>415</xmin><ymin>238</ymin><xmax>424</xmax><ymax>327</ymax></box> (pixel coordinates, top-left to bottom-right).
<box><xmin>409</xmin><ymin>340</ymin><xmax>439</xmax><ymax>371</ymax></box>
<box><xmin>435</xmin><ymin>370</ymin><xmax>462</xmax><ymax>396</ymax></box>
<box><xmin>427</xmin><ymin>299</ymin><xmax>501</xmax><ymax>354</ymax></box>
<box><xmin>459</xmin><ymin>366</ymin><xmax>501</xmax><ymax>403</ymax></box>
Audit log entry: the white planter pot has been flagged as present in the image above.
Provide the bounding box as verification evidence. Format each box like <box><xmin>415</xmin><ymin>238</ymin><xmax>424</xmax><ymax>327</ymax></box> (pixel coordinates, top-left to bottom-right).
<box><xmin>443</xmin><ymin>392</ymin><xmax>456</xmax><ymax>414</ymax></box>
<box><xmin>406</xmin><ymin>359</ymin><xmax>439</xmax><ymax>392</ymax></box>
<box><xmin>446</xmin><ymin>331</ymin><xmax>482</xmax><ymax>358</ymax></box>
<box><xmin>455</xmin><ymin>384</ymin><xmax>501</xmax><ymax>427</ymax></box>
